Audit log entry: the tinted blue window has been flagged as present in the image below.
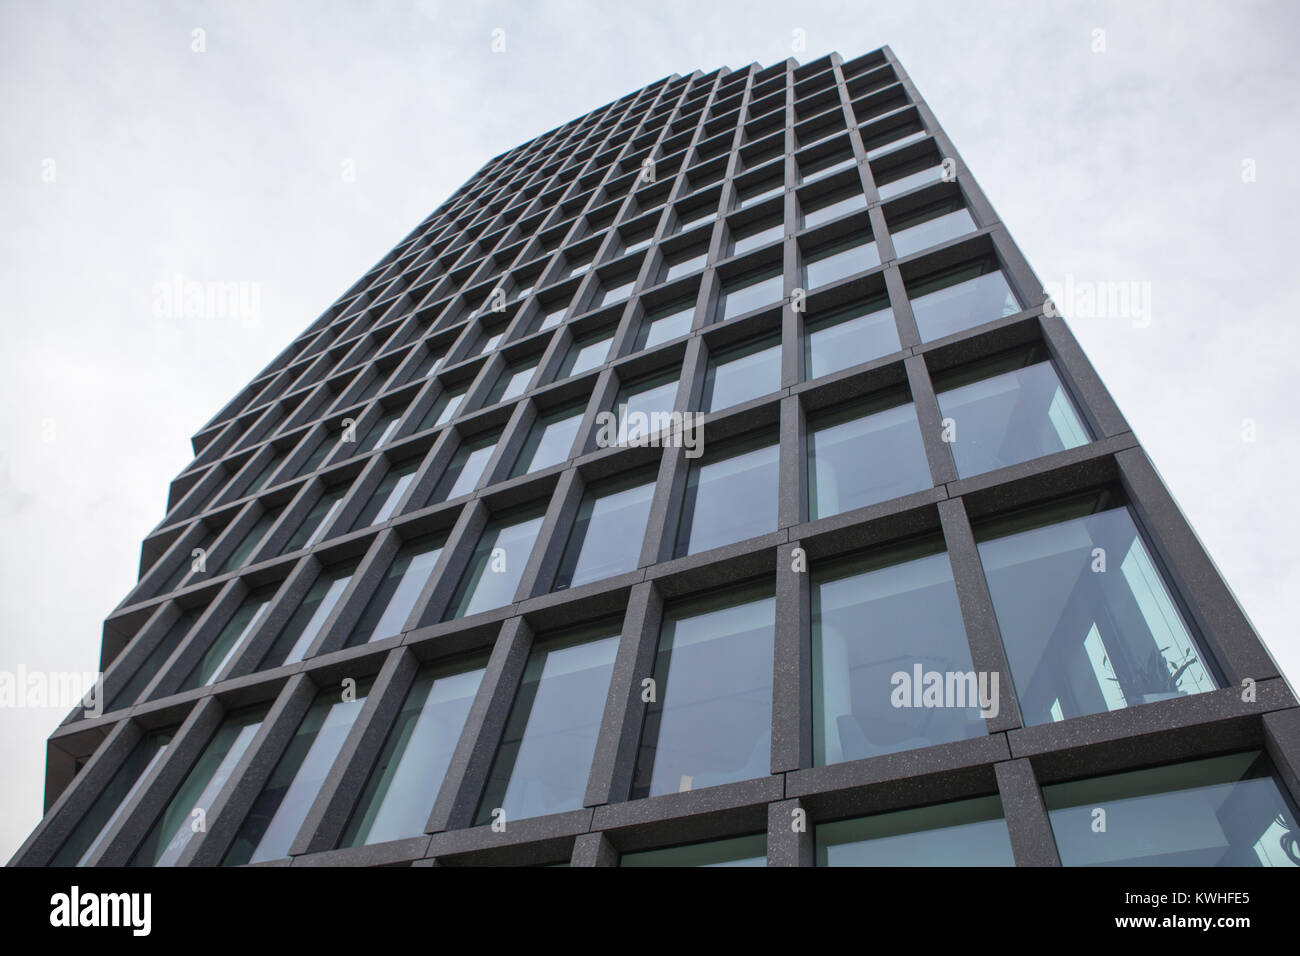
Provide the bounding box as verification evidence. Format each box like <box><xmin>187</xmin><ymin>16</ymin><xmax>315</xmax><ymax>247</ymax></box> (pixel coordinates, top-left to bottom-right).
<box><xmin>446</xmin><ymin>512</ymin><xmax>543</xmax><ymax>619</ymax></box>
<box><xmin>224</xmin><ymin>684</ymin><xmax>371</xmax><ymax>865</ymax></box>
<box><xmin>817</xmin><ymin>795</ymin><xmax>1015</xmax><ymax>866</ymax></box>
<box><xmin>675</xmin><ymin>434</ymin><xmax>778</xmax><ymax>555</ymax></box>
<box><xmin>341</xmin><ymin>663</ymin><xmax>486</xmax><ymax>847</ymax></box>
<box><xmin>813</xmin><ymin>548</ymin><xmax>985</xmax><ymax>765</ymax></box>
<box><xmin>555</xmin><ymin>474</ymin><xmax>655</xmax><ymax>590</ymax></box>
<box><xmin>977</xmin><ymin>503</ymin><xmax>1216</xmax><ymax>726</ymax></box>
<box><xmin>908</xmin><ymin>261</ymin><xmax>1019</xmax><ymax>342</ymax></box>
<box><xmin>702</xmin><ymin>336</ymin><xmax>781</xmax><ymax>412</ymax></box>
<box><xmin>475</xmin><ymin>626</ymin><xmax>620</xmax><ymax>823</ymax></box>
<box><xmin>633</xmin><ymin>586</ymin><xmax>775</xmax><ymax>798</ymax></box>
<box><xmin>1045</xmin><ymin>752</ymin><xmax>1300</xmax><ymax>867</ymax></box>
<box><xmin>937</xmin><ymin>354</ymin><xmax>1089</xmax><ymax>477</ymax></box>
<box><xmin>807</xmin><ymin>400</ymin><xmax>931</xmax><ymax>518</ymax></box>
<box><xmin>804</xmin><ymin>299</ymin><xmax>900</xmax><ymax>379</ymax></box>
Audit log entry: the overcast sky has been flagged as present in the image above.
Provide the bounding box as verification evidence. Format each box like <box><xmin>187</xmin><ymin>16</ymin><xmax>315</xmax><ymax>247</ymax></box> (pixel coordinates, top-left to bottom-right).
<box><xmin>2</xmin><ymin>0</ymin><xmax>1297</xmax><ymax>862</ymax></box>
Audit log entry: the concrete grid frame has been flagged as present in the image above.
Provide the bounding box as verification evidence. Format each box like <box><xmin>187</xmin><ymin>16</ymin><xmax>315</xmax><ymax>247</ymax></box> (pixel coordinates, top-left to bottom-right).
<box><xmin>12</xmin><ymin>47</ymin><xmax>1300</xmax><ymax>868</ymax></box>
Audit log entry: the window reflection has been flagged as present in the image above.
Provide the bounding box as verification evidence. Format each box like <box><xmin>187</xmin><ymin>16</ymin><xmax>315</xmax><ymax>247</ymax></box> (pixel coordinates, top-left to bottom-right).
<box><xmin>1045</xmin><ymin>752</ymin><xmax>1300</xmax><ymax>867</ymax></box>
<box><xmin>976</xmin><ymin>497</ymin><xmax>1217</xmax><ymax>726</ymax></box>
<box><xmin>633</xmin><ymin>585</ymin><xmax>775</xmax><ymax>798</ymax></box>
<box><xmin>475</xmin><ymin>625</ymin><xmax>620</xmax><ymax>824</ymax></box>
<box><xmin>817</xmin><ymin>795</ymin><xmax>1014</xmax><ymax>866</ymax></box>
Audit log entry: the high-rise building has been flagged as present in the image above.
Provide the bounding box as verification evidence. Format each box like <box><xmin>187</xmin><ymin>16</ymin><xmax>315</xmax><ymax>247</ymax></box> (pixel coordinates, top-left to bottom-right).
<box><xmin>13</xmin><ymin>48</ymin><xmax>1300</xmax><ymax>868</ymax></box>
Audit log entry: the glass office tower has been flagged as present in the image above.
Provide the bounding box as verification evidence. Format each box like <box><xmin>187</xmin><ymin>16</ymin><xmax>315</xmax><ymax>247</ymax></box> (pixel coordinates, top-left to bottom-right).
<box><xmin>12</xmin><ymin>48</ymin><xmax>1300</xmax><ymax>868</ymax></box>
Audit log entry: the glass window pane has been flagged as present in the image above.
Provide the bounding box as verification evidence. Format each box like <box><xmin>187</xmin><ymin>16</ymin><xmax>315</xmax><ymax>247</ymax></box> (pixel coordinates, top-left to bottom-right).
<box><xmin>702</xmin><ymin>336</ymin><xmax>781</xmax><ymax>412</ymax></box>
<box><xmin>294</xmin><ymin>435</ymin><xmax>332</xmax><ymax>478</ymax></box>
<box><xmin>731</xmin><ymin>220</ymin><xmax>783</xmax><ymax>257</ymax></box>
<box><xmin>678</xmin><ymin>205</ymin><xmax>717</xmax><ymax>232</ymax></box>
<box><xmin>601</xmin><ymin>276</ymin><xmax>636</xmax><ymax>306</ymax></box>
<box><xmin>876</xmin><ymin>162</ymin><xmax>944</xmax><ymax>200</ymax></box>
<box><xmin>675</xmin><ymin>435</ymin><xmax>779</xmax><ymax>556</ymax></box>
<box><xmin>347</xmin><ymin>535</ymin><xmax>444</xmax><ymax>646</ymax></box>
<box><xmin>805</xmin><ymin>299</ymin><xmax>900</xmax><ymax>379</ymax></box>
<box><xmin>431</xmin><ymin>434</ymin><xmax>497</xmax><ymax>502</ymax></box>
<box><xmin>244</xmin><ymin>450</ymin><xmax>287</xmax><ymax>496</ymax></box>
<box><xmin>475</xmin><ymin>626</ymin><xmax>620</xmax><ymax>824</ymax></box>
<box><xmin>341</xmin><ymin>662</ymin><xmax>486</xmax><ymax>847</ymax></box>
<box><xmin>803</xmin><ymin>190</ymin><xmax>867</xmax><ymax>229</ymax></box>
<box><xmin>446</xmin><ymin>512</ymin><xmax>544</xmax><ymax>620</ymax></box>
<box><xmin>406</xmin><ymin>347</ymin><xmax>440</xmax><ymax>380</ymax></box>
<box><xmin>620</xmin><ymin>833</ymin><xmax>767</xmax><ymax>867</ymax></box>
<box><xmin>1044</xmin><ymin>751</ymin><xmax>1300</xmax><ymax>867</ymax></box>
<box><xmin>554</xmin><ymin>474</ymin><xmax>655</xmax><ymax>590</ymax></box>
<box><xmin>719</xmin><ymin>268</ymin><xmax>783</xmax><ymax>321</ymax></box>
<box><xmin>864</xmin><ymin>127</ymin><xmax>926</xmax><ymax>159</ymax></box>
<box><xmin>908</xmin><ymin>261</ymin><xmax>1020</xmax><ymax>342</ymax></box>
<box><xmin>223</xmin><ymin>683</ymin><xmax>371</xmax><ymax>865</ymax></box>
<box><xmin>157</xmin><ymin>538</ymin><xmax>209</xmax><ymax>595</ymax></box>
<box><xmin>664</xmin><ymin>250</ymin><xmax>707</xmax><ymax>282</ymax></box>
<box><xmin>890</xmin><ymin>205</ymin><xmax>976</xmax><ymax>258</ymax></box>
<box><xmin>633</xmin><ymin>586</ymin><xmax>775</xmax><ymax>798</ymax></box>
<box><xmin>622</xmin><ymin>229</ymin><xmax>654</xmax><ymax>255</ymax></box>
<box><xmin>129</xmin><ymin>705</ymin><xmax>267</xmax><ymax>866</ymax></box>
<box><xmin>536</xmin><ymin>301</ymin><xmax>569</xmax><ymax>331</ymax></box>
<box><xmin>739</xmin><ymin>180</ymin><xmax>782</xmax><ymax>208</ymax></box>
<box><xmin>512</xmin><ymin>405</ymin><xmax>584</xmax><ymax>477</ymax></box>
<box><xmin>813</xmin><ymin>548</ymin><xmax>985</xmax><ymax>765</ymax></box>
<box><xmin>354</xmin><ymin>410</ymin><xmax>402</xmax><ymax>456</ymax></box>
<box><xmin>285</xmin><ymin>485</ymin><xmax>347</xmax><ymax>552</ymax></box>
<box><xmin>53</xmin><ymin>728</ymin><xmax>174</xmax><ymax>866</ymax></box>
<box><xmin>816</xmin><ymin>795</ymin><xmax>1015</xmax><ymax>866</ymax></box>
<box><xmin>352</xmin><ymin>459</ymin><xmax>419</xmax><ymax>529</ymax></box>
<box><xmin>261</xmin><ymin>560</ymin><xmax>359</xmax><ymax>668</ymax></box>
<box><xmin>419</xmin><ymin>387</ymin><xmax>466</xmax><ymax>431</ymax></box>
<box><xmin>802</xmin><ymin>236</ymin><xmax>880</xmax><ymax>289</ymax></box>
<box><xmin>179</xmin><ymin>586</ymin><xmax>277</xmax><ymax>690</ymax></box>
<box><xmin>808</xmin><ymin>401</ymin><xmax>932</xmax><ymax>518</ymax></box>
<box><xmin>937</xmin><ymin>356</ymin><xmax>1090</xmax><ymax>477</ymax></box>
<box><xmin>801</xmin><ymin>153</ymin><xmax>856</xmax><ymax>184</ymax></box>
<box><xmin>976</xmin><ymin>503</ymin><xmax>1217</xmax><ymax>726</ymax></box>
<box><xmin>485</xmin><ymin>362</ymin><xmax>537</xmax><ymax>405</ymax></box>
<box><xmin>636</xmin><ymin>300</ymin><xmax>695</xmax><ymax>350</ymax></box>
<box><xmin>558</xmin><ymin>331</ymin><xmax>613</xmax><ymax>379</ymax></box>
<box><xmin>616</xmin><ymin>373</ymin><xmax>679</xmax><ymax>444</ymax></box>
<box><xmin>220</xmin><ymin>507</ymin><xmax>282</xmax><ymax>573</ymax></box>
<box><xmin>111</xmin><ymin>608</ymin><xmax>202</xmax><ymax>709</ymax></box>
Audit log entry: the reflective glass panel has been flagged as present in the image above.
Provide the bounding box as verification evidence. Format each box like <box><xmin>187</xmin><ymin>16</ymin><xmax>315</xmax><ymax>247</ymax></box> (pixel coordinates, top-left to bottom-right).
<box><xmin>976</xmin><ymin>501</ymin><xmax>1217</xmax><ymax>726</ymax></box>
<box><xmin>1045</xmin><ymin>752</ymin><xmax>1300</xmax><ymax>867</ymax></box>
<box><xmin>675</xmin><ymin>434</ymin><xmax>779</xmax><ymax>556</ymax></box>
<box><xmin>475</xmin><ymin>626</ymin><xmax>620</xmax><ymax>824</ymax></box>
<box><xmin>813</xmin><ymin>547</ymin><xmax>984</xmax><ymax>765</ymax></box>
<box><xmin>633</xmin><ymin>586</ymin><xmax>775</xmax><ymax>798</ymax></box>
<box><xmin>341</xmin><ymin>662</ymin><xmax>486</xmax><ymax>847</ymax></box>
<box><xmin>817</xmin><ymin>796</ymin><xmax>1014</xmax><ymax>866</ymax></box>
